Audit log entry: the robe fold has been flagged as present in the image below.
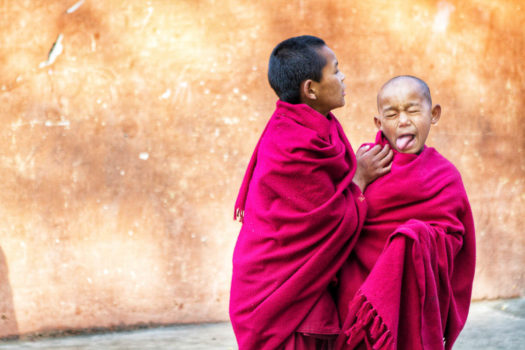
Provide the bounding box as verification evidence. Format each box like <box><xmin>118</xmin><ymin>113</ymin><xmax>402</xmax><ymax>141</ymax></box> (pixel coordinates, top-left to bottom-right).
<box><xmin>336</xmin><ymin>132</ymin><xmax>476</xmax><ymax>350</ymax></box>
<box><xmin>231</xmin><ymin>100</ymin><xmax>367</xmax><ymax>350</ymax></box>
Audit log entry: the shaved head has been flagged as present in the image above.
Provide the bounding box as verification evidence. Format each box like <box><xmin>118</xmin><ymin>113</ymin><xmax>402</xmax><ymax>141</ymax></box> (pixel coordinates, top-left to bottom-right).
<box><xmin>377</xmin><ymin>75</ymin><xmax>431</xmax><ymax>112</ymax></box>
<box><xmin>374</xmin><ymin>75</ymin><xmax>441</xmax><ymax>154</ymax></box>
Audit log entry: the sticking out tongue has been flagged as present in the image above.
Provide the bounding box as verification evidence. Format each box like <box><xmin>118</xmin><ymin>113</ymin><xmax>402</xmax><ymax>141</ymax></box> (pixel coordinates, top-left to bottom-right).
<box><xmin>396</xmin><ymin>135</ymin><xmax>414</xmax><ymax>150</ymax></box>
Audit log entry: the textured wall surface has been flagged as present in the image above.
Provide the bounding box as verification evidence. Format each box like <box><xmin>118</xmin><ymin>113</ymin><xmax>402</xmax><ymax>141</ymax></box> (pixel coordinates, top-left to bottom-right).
<box><xmin>0</xmin><ymin>0</ymin><xmax>523</xmax><ymax>338</ymax></box>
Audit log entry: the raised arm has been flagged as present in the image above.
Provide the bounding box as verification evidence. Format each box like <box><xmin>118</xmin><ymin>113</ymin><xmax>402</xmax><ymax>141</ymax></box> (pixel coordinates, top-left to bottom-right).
<box><xmin>352</xmin><ymin>144</ymin><xmax>393</xmax><ymax>193</ymax></box>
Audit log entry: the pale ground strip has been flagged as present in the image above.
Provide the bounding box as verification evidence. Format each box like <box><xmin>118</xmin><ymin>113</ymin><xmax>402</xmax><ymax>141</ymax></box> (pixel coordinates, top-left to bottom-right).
<box><xmin>0</xmin><ymin>298</ymin><xmax>523</xmax><ymax>350</ymax></box>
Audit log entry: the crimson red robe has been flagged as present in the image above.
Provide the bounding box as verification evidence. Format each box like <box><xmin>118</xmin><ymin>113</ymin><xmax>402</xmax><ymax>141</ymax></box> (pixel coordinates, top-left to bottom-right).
<box><xmin>231</xmin><ymin>101</ymin><xmax>367</xmax><ymax>349</ymax></box>
<box><xmin>336</xmin><ymin>132</ymin><xmax>476</xmax><ymax>350</ymax></box>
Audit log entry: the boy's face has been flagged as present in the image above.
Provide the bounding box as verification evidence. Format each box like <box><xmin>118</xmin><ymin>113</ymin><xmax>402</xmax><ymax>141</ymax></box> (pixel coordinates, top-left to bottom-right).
<box><xmin>307</xmin><ymin>46</ymin><xmax>346</xmax><ymax>116</ymax></box>
<box><xmin>375</xmin><ymin>79</ymin><xmax>440</xmax><ymax>154</ymax></box>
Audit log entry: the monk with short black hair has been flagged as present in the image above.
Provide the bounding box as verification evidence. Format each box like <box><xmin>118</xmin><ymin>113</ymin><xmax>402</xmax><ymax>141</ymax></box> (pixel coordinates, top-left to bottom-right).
<box><xmin>230</xmin><ymin>35</ymin><xmax>393</xmax><ymax>350</ymax></box>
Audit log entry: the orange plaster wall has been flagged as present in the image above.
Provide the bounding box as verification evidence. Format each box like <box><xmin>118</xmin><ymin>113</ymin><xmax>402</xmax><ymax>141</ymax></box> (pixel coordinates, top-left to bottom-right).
<box><xmin>0</xmin><ymin>0</ymin><xmax>523</xmax><ymax>338</ymax></box>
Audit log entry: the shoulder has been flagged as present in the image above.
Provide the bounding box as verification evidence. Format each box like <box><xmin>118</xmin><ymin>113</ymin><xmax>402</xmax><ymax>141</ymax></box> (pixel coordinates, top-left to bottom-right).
<box><xmin>424</xmin><ymin>147</ymin><xmax>466</xmax><ymax>190</ymax></box>
<box><xmin>260</xmin><ymin>113</ymin><xmax>329</xmax><ymax>155</ymax></box>
<box><xmin>425</xmin><ymin>148</ymin><xmax>474</xmax><ymax>221</ymax></box>
<box><xmin>425</xmin><ymin>148</ymin><xmax>461</xmax><ymax>175</ymax></box>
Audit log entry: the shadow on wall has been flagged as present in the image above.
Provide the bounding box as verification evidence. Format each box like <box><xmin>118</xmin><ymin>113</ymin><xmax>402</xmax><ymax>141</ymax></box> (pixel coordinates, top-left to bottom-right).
<box><xmin>0</xmin><ymin>247</ymin><xmax>18</xmax><ymax>340</ymax></box>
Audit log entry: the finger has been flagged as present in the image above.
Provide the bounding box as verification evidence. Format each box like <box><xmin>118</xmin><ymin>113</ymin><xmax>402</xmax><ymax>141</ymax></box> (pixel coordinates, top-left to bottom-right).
<box><xmin>378</xmin><ymin>149</ymin><xmax>394</xmax><ymax>166</ymax></box>
<box><xmin>383</xmin><ymin>162</ymin><xmax>392</xmax><ymax>175</ymax></box>
<box><xmin>356</xmin><ymin>144</ymin><xmax>370</xmax><ymax>157</ymax></box>
<box><xmin>380</xmin><ymin>161</ymin><xmax>393</xmax><ymax>174</ymax></box>
<box><xmin>374</xmin><ymin>144</ymin><xmax>390</xmax><ymax>160</ymax></box>
<box><xmin>365</xmin><ymin>144</ymin><xmax>382</xmax><ymax>156</ymax></box>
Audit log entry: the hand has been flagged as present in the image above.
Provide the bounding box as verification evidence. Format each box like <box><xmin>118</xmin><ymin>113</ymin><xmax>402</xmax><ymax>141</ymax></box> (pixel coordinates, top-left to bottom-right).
<box><xmin>353</xmin><ymin>144</ymin><xmax>393</xmax><ymax>193</ymax></box>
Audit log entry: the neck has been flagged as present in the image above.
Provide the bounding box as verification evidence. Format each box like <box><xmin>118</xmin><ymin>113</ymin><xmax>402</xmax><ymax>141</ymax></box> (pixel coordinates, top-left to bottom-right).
<box><xmin>299</xmin><ymin>98</ymin><xmax>330</xmax><ymax>118</ymax></box>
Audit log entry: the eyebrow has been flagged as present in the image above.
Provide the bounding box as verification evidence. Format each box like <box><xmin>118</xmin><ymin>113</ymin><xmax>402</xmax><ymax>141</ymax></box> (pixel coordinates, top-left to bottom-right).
<box><xmin>382</xmin><ymin>102</ymin><xmax>421</xmax><ymax>112</ymax></box>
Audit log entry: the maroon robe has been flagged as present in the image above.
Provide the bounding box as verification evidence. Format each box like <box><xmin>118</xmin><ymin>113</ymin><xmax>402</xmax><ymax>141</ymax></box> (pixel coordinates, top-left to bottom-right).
<box><xmin>336</xmin><ymin>132</ymin><xmax>476</xmax><ymax>349</ymax></box>
<box><xmin>230</xmin><ymin>101</ymin><xmax>367</xmax><ymax>349</ymax></box>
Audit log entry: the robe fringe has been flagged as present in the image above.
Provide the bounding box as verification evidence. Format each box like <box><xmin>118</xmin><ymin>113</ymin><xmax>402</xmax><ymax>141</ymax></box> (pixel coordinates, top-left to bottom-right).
<box><xmin>344</xmin><ymin>294</ymin><xmax>394</xmax><ymax>350</ymax></box>
<box><xmin>234</xmin><ymin>207</ymin><xmax>244</xmax><ymax>222</ymax></box>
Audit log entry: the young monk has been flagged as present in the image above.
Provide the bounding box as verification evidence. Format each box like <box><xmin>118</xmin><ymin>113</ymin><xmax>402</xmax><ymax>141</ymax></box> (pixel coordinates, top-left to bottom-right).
<box><xmin>336</xmin><ymin>76</ymin><xmax>476</xmax><ymax>350</ymax></box>
<box><xmin>230</xmin><ymin>35</ymin><xmax>393</xmax><ymax>350</ymax></box>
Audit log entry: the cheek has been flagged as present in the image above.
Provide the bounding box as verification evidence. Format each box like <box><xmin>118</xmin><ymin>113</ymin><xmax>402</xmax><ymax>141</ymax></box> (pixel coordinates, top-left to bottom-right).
<box><xmin>330</xmin><ymin>79</ymin><xmax>341</xmax><ymax>92</ymax></box>
<box><xmin>417</xmin><ymin>122</ymin><xmax>432</xmax><ymax>136</ymax></box>
<box><xmin>382</xmin><ymin>121</ymin><xmax>396</xmax><ymax>133</ymax></box>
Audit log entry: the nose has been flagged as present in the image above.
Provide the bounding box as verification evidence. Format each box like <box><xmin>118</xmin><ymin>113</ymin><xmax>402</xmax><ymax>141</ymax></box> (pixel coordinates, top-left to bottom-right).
<box><xmin>399</xmin><ymin>112</ymin><xmax>410</xmax><ymax>126</ymax></box>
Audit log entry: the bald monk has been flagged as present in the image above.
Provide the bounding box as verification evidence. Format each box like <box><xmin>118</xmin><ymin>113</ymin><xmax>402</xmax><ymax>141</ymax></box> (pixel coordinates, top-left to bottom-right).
<box><xmin>336</xmin><ymin>76</ymin><xmax>476</xmax><ymax>350</ymax></box>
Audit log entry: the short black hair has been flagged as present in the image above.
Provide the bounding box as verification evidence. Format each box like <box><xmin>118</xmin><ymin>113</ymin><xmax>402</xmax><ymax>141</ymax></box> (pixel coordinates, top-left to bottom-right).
<box><xmin>268</xmin><ymin>35</ymin><xmax>327</xmax><ymax>104</ymax></box>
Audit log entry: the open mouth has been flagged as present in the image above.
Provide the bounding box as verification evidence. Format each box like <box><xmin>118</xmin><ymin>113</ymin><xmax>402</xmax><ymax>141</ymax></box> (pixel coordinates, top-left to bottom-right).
<box><xmin>396</xmin><ymin>134</ymin><xmax>415</xmax><ymax>151</ymax></box>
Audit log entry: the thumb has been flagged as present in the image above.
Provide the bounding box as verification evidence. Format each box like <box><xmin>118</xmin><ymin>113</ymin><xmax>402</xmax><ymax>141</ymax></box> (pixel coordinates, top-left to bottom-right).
<box><xmin>357</xmin><ymin>144</ymin><xmax>370</xmax><ymax>156</ymax></box>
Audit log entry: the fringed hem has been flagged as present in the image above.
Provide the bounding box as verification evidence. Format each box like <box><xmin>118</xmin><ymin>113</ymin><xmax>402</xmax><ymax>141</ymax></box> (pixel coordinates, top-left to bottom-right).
<box><xmin>234</xmin><ymin>207</ymin><xmax>244</xmax><ymax>222</ymax></box>
<box><xmin>344</xmin><ymin>294</ymin><xmax>395</xmax><ymax>350</ymax></box>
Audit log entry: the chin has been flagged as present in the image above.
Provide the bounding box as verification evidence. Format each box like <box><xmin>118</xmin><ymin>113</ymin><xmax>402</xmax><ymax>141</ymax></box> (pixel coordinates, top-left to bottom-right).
<box><xmin>404</xmin><ymin>147</ymin><xmax>424</xmax><ymax>154</ymax></box>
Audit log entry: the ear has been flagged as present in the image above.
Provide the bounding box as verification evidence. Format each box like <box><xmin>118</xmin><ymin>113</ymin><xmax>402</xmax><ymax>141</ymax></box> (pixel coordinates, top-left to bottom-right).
<box><xmin>431</xmin><ymin>104</ymin><xmax>441</xmax><ymax>125</ymax></box>
<box><xmin>374</xmin><ymin>115</ymin><xmax>382</xmax><ymax>130</ymax></box>
<box><xmin>300</xmin><ymin>79</ymin><xmax>317</xmax><ymax>101</ymax></box>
